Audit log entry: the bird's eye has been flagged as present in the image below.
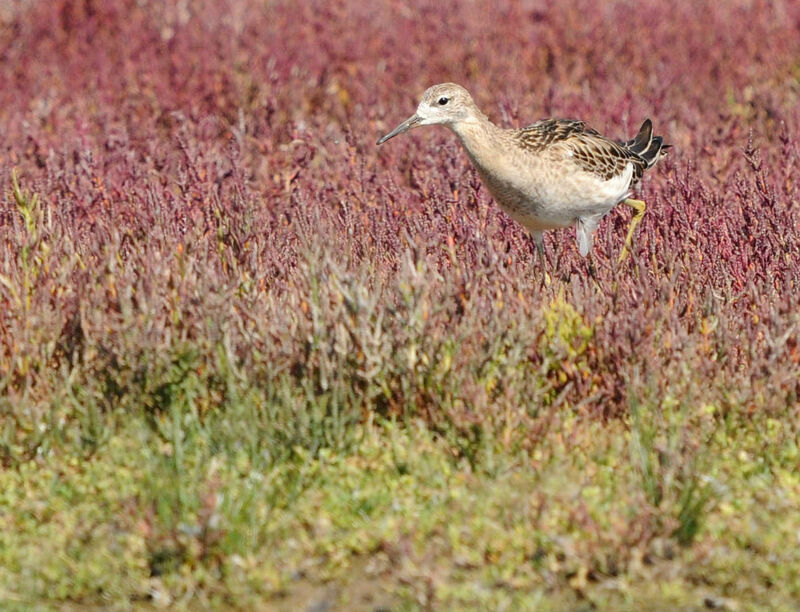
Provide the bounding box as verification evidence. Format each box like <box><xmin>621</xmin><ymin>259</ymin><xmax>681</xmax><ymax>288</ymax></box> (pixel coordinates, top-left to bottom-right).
<box><xmin>437</xmin><ymin>96</ymin><xmax>449</xmax><ymax>106</ymax></box>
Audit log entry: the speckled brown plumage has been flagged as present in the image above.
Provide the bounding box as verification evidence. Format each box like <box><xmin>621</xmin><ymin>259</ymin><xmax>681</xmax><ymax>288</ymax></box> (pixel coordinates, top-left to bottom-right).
<box><xmin>513</xmin><ymin>119</ymin><xmax>657</xmax><ymax>183</ymax></box>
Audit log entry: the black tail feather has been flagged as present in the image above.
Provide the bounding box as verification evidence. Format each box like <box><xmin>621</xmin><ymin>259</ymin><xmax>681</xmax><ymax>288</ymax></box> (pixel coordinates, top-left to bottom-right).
<box><xmin>624</xmin><ymin>119</ymin><xmax>669</xmax><ymax>168</ymax></box>
<box><xmin>626</xmin><ymin>118</ymin><xmax>653</xmax><ymax>155</ymax></box>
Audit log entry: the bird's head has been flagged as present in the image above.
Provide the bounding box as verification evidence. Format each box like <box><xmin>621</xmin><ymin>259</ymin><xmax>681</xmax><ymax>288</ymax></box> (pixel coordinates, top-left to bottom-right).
<box><xmin>377</xmin><ymin>83</ymin><xmax>479</xmax><ymax>145</ymax></box>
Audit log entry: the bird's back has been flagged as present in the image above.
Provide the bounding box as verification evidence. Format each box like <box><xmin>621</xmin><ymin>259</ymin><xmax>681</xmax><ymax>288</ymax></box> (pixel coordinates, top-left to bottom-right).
<box><xmin>512</xmin><ymin>118</ymin><xmax>663</xmax><ymax>187</ymax></box>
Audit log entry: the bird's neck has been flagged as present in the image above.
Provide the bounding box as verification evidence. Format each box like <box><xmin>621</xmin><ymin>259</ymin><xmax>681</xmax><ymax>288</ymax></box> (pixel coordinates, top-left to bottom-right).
<box><xmin>449</xmin><ymin>116</ymin><xmax>506</xmax><ymax>173</ymax></box>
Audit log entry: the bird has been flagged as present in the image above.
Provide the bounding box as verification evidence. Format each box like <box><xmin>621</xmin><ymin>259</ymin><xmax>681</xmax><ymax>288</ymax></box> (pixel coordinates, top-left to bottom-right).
<box><xmin>376</xmin><ymin>83</ymin><xmax>669</xmax><ymax>269</ymax></box>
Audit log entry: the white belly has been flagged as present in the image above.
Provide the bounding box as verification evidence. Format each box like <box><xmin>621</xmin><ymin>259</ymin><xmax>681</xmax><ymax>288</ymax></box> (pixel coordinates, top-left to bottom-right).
<box><xmin>478</xmin><ymin>160</ymin><xmax>634</xmax><ymax>232</ymax></box>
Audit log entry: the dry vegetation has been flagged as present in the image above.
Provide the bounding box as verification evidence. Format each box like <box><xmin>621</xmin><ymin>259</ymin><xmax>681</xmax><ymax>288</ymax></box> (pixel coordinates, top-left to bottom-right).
<box><xmin>1</xmin><ymin>0</ymin><xmax>800</xmax><ymax>608</ymax></box>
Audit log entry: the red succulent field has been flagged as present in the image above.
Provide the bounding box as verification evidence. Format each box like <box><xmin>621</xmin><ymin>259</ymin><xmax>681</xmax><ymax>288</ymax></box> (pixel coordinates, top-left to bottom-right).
<box><xmin>2</xmin><ymin>0</ymin><xmax>799</xmax><ymax>608</ymax></box>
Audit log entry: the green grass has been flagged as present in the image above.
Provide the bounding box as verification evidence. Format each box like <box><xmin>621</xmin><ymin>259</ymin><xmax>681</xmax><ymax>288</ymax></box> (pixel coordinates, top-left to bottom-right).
<box><xmin>2</xmin><ymin>358</ymin><xmax>799</xmax><ymax>609</ymax></box>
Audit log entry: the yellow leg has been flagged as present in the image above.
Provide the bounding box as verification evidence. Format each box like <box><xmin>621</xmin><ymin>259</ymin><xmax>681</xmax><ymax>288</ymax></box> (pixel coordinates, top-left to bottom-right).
<box><xmin>618</xmin><ymin>198</ymin><xmax>646</xmax><ymax>262</ymax></box>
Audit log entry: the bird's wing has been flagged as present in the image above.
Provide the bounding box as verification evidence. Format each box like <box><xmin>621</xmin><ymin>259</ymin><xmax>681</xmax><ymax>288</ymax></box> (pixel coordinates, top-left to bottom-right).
<box><xmin>514</xmin><ymin>119</ymin><xmax>647</xmax><ymax>184</ymax></box>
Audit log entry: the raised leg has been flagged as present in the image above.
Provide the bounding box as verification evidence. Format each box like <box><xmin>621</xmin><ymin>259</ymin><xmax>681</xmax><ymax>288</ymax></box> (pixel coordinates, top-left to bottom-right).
<box><xmin>618</xmin><ymin>198</ymin><xmax>646</xmax><ymax>262</ymax></box>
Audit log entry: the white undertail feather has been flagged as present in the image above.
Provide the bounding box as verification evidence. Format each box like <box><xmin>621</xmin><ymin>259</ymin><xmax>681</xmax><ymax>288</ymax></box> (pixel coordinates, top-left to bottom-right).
<box><xmin>576</xmin><ymin>219</ymin><xmax>594</xmax><ymax>257</ymax></box>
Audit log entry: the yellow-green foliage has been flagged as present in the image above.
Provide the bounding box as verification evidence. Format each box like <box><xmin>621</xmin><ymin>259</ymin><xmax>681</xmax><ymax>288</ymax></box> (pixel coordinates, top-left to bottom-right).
<box><xmin>537</xmin><ymin>293</ymin><xmax>596</xmax><ymax>399</ymax></box>
<box><xmin>541</xmin><ymin>293</ymin><xmax>594</xmax><ymax>360</ymax></box>
<box><xmin>2</xmin><ymin>399</ymin><xmax>799</xmax><ymax>608</ymax></box>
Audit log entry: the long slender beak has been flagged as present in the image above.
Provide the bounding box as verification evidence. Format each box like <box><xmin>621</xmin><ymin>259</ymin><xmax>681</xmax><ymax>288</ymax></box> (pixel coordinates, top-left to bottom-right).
<box><xmin>376</xmin><ymin>114</ymin><xmax>422</xmax><ymax>145</ymax></box>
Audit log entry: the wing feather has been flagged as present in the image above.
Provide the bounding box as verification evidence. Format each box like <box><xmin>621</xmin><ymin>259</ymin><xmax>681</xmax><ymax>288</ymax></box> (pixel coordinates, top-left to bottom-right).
<box><xmin>514</xmin><ymin>119</ymin><xmax>648</xmax><ymax>184</ymax></box>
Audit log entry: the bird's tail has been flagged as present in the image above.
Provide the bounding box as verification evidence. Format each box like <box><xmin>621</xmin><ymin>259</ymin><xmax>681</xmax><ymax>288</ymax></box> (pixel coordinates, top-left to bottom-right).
<box><xmin>624</xmin><ymin>119</ymin><xmax>670</xmax><ymax>168</ymax></box>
